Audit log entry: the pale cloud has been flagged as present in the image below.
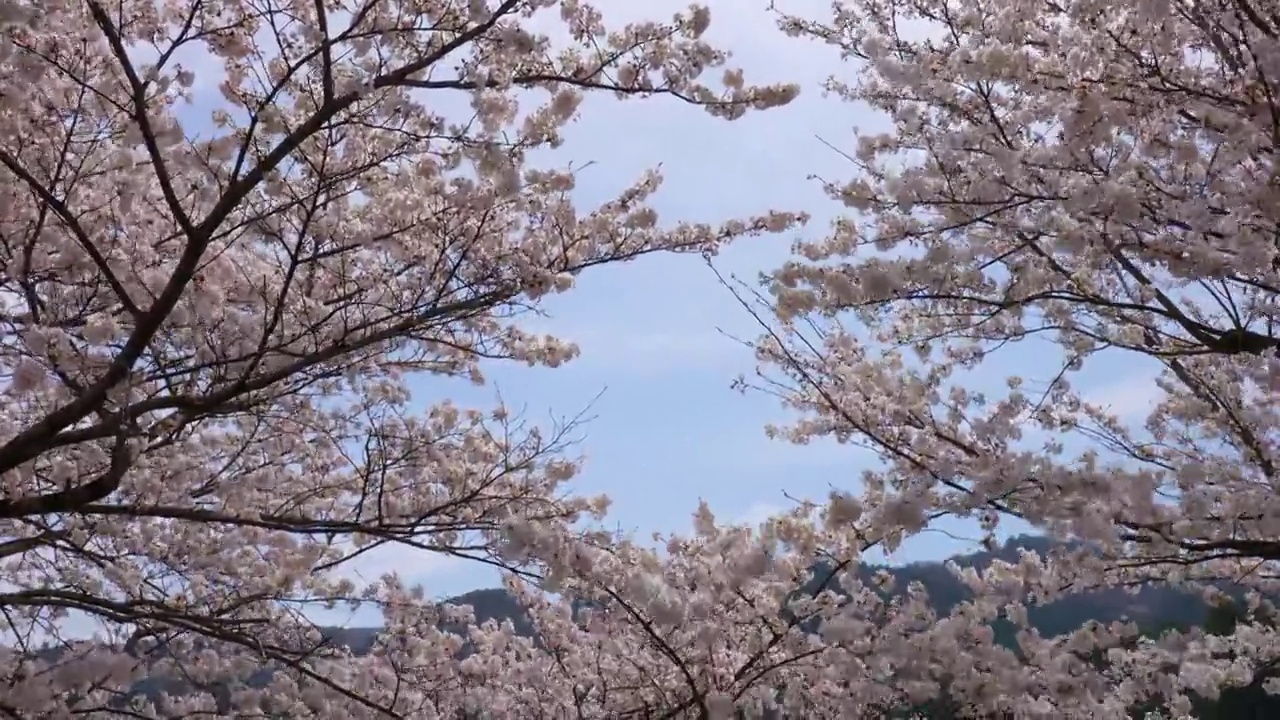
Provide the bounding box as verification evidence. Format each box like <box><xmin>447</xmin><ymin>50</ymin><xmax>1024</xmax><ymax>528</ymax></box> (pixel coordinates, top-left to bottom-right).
<box><xmin>329</xmin><ymin>540</ymin><xmax>466</xmax><ymax>587</ymax></box>
<box><xmin>1083</xmin><ymin>369</ymin><xmax>1166</xmax><ymax>422</ymax></box>
<box><xmin>669</xmin><ymin>498</ymin><xmax>790</xmax><ymax>537</ymax></box>
<box><xmin>735</xmin><ymin>499</ymin><xmax>789</xmax><ymax>526</ymax></box>
<box><xmin>558</xmin><ymin>326</ymin><xmax>746</xmax><ymax>377</ymax></box>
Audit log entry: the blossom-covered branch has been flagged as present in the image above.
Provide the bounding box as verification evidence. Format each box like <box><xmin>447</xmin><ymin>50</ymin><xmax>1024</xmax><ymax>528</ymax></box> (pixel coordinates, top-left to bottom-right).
<box><xmin>0</xmin><ymin>0</ymin><xmax>803</xmax><ymax>715</ymax></box>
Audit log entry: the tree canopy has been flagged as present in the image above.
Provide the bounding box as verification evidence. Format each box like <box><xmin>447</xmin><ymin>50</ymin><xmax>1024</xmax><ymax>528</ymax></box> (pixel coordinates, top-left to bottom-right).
<box><xmin>2</xmin><ymin>0</ymin><xmax>1279</xmax><ymax>717</ymax></box>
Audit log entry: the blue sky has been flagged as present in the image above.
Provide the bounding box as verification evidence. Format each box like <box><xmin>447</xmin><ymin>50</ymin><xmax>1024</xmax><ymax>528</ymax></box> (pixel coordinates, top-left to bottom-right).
<box><xmin>1</xmin><ymin>0</ymin><xmax>1177</xmax><ymax>643</ymax></box>
<box><xmin>349</xmin><ymin>0</ymin><xmax>1170</xmax><ymax>602</ymax></box>
<box><xmin>158</xmin><ymin>0</ymin><xmax>1167</xmax><ymax>614</ymax></box>
<box><xmin>327</xmin><ymin>0</ymin><xmax>871</xmax><ymax>600</ymax></box>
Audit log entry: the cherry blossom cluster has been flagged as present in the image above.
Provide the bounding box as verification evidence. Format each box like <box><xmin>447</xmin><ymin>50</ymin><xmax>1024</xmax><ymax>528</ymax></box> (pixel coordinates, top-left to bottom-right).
<box><xmin>0</xmin><ymin>0</ymin><xmax>808</xmax><ymax>716</ymax></box>
<box><xmin>4</xmin><ymin>0</ymin><xmax>1280</xmax><ymax>716</ymax></box>
<box><xmin>748</xmin><ymin>0</ymin><xmax>1280</xmax><ymax>714</ymax></box>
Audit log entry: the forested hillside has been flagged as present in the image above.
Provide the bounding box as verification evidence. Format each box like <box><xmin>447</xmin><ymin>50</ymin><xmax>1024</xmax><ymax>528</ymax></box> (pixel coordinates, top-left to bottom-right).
<box><xmin>91</xmin><ymin>536</ymin><xmax>1274</xmax><ymax>716</ymax></box>
<box><xmin>316</xmin><ymin>536</ymin><xmax>1215</xmax><ymax>655</ymax></box>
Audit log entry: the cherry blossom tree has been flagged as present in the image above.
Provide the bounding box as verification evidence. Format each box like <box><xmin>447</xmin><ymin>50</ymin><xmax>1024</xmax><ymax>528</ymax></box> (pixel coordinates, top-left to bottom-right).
<box><xmin>23</xmin><ymin>0</ymin><xmax>1280</xmax><ymax>714</ymax></box>
<box><xmin>0</xmin><ymin>0</ymin><xmax>807</xmax><ymax>716</ymax></box>
<box><xmin>727</xmin><ymin>0</ymin><xmax>1280</xmax><ymax>714</ymax></box>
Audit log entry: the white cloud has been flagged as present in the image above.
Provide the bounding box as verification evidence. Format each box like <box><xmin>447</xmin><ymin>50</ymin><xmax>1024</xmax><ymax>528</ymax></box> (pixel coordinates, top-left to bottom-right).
<box><xmin>329</xmin><ymin>540</ymin><xmax>466</xmax><ymax>586</ymax></box>
<box><xmin>565</xmin><ymin>327</ymin><xmax>746</xmax><ymax>377</ymax></box>
<box><xmin>1083</xmin><ymin>371</ymin><xmax>1165</xmax><ymax>421</ymax></box>
<box><xmin>735</xmin><ymin>500</ymin><xmax>787</xmax><ymax>526</ymax></box>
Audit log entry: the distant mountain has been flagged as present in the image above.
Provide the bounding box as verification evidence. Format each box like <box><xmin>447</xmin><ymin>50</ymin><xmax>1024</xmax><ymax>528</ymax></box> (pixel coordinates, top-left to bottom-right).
<box><xmin>133</xmin><ymin>536</ymin><xmax>1210</xmax><ymax>659</ymax></box>
<box><xmin>316</xmin><ymin>587</ymin><xmax>534</xmax><ymax>655</ymax></box>
<box><xmin>315</xmin><ymin>535</ymin><xmax>1262</xmax><ymax>718</ymax></box>
<box><xmin>411</xmin><ymin>536</ymin><xmax>1212</xmax><ymax>648</ymax></box>
<box><xmin>43</xmin><ymin>536</ymin><xmax>1257</xmax><ymax>715</ymax></box>
<box><xmin>824</xmin><ymin>535</ymin><xmax>1213</xmax><ymax>640</ymax></box>
<box><xmin>437</xmin><ymin>536</ymin><xmax>1216</xmax><ymax>643</ymax></box>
